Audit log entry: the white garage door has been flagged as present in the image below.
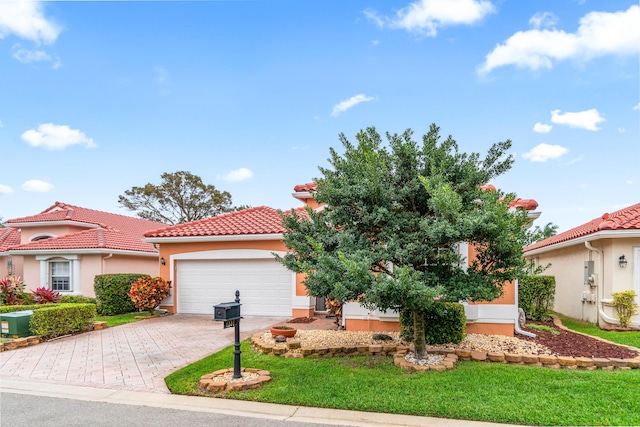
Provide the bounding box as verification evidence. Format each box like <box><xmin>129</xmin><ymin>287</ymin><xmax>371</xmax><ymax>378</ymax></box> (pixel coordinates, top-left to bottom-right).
<box><xmin>177</xmin><ymin>258</ymin><xmax>293</xmax><ymax>316</ymax></box>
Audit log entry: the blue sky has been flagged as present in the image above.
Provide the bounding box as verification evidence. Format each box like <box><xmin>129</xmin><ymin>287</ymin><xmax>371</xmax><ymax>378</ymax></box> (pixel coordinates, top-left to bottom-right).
<box><xmin>0</xmin><ymin>0</ymin><xmax>638</xmax><ymax>232</ymax></box>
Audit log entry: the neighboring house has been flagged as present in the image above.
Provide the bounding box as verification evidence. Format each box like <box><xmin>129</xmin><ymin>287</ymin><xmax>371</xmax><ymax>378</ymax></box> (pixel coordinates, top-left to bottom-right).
<box><xmin>4</xmin><ymin>202</ymin><xmax>170</xmax><ymax>297</ymax></box>
<box><xmin>146</xmin><ymin>183</ymin><xmax>541</xmax><ymax>336</ymax></box>
<box><xmin>0</xmin><ymin>227</ymin><xmax>22</xmax><ymax>278</ymax></box>
<box><xmin>524</xmin><ymin>203</ymin><xmax>640</xmax><ymax>328</ymax></box>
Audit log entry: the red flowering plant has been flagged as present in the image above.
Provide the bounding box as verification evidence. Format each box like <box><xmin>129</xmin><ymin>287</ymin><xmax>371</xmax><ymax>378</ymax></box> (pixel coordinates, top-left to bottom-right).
<box><xmin>32</xmin><ymin>287</ymin><xmax>61</xmax><ymax>304</ymax></box>
<box><xmin>128</xmin><ymin>277</ymin><xmax>171</xmax><ymax>315</ymax></box>
<box><xmin>0</xmin><ymin>275</ymin><xmax>27</xmax><ymax>305</ymax></box>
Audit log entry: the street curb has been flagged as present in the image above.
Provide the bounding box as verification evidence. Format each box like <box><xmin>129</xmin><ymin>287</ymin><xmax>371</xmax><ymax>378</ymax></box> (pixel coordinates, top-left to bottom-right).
<box><xmin>0</xmin><ymin>379</ymin><xmax>521</xmax><ymax>427</ymax></box>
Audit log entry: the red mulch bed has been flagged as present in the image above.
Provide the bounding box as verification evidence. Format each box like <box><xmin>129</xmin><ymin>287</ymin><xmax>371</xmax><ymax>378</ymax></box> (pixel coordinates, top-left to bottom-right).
<box><xmin>519</xmin><ymin>320</ymin><xmax>638</xmax><ymax>359</ymax></box>
<box><xmin>287</xmin><ymin>317</ymin><xmax>317</xmax><ymax>324</ymax></box>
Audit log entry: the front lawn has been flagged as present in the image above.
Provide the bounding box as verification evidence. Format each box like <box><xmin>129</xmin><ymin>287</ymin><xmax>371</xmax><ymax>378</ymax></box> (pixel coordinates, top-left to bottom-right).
<box><xmin>555</xmin><ymin>313</ymin><xmax>640</xmax><ymax>348</ymax></box>
<box><xmin>95</xmin><ymin>311</ymin><xmax>152</xmax><ymax>327</ymax></box>
<box><xmin>165</xmin><ymin>342</ymin><xmax>640</xmax><ymax>426</ymax></box>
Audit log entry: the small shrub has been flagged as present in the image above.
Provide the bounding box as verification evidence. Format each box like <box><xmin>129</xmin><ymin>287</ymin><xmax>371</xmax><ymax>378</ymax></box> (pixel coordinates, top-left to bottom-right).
<box><xmin>612</xmin><ymin>290</ymin><xmax>639</xmax><ymax>328</ymax></box>
<box><xmin>94</xmin><ymin>274</ymin><xmax>149</xmax><ymax>315</ymax></box>
<box><xmin>29</xmin><ymin>303</ymin><xmax>97</xmax><ymax>339</ymax></box>
<box><xmin>0</xmin><ymin>275</ymin><xmax>26</xmax><ymax>305</ymax></box>
<box><xmin>129</xmin><ymin>277</ymin><xmax>171</xmax><ymax>314</ymax></box>
<box><xmin>519</xmin><ymin>275</ymin><xmax>556</xmax><ymax>320</ymax></box>
<box><xmin>400</xmin><ymin>302</ymin><xmax>466</xmax><ymax>345</ymax></box>
<box><xmin>59</xmin><ymin>295</ymin><xmax>97</xmax><ymax>305</ymax></box>
<box><xmin>32</xmin><ymin>287</ymin><xmax>61</xmax><ymax>304</ymax></box>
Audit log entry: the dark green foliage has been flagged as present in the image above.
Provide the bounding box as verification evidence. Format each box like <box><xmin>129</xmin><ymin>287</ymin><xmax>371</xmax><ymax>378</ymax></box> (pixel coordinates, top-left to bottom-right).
<box><xmin>278</xmin><ymin>125</ymin><xmax>532</xmax><ymax>356</ymax></box>
<box><xmin>59</xmin><ymin>295</ymin><xmax>97</xmax><ymax>305</ymax></box>
<box><xmin>400</xmin><ymin>302</ymin><xmax>466</xmax><ymax>344</ymax></box>
<box><xmin>519</xmin><ymin>275</ymin><xmax>556</xmax><ymax>320</ymax></box>
<box><xmin>94</xmin><ymin>274</ymin><xmax>148</xmax><ymax>315</ymax></box>
<box><xmin>29</xmin><ymin>303</ymin><xmax>96</xmax><ymax>339</ymax></box>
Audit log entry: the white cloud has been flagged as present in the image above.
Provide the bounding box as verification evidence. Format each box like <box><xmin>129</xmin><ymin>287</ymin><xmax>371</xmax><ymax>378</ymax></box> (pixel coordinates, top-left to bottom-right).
<box><xmin>292</xmin><ymin>145</ymin><xmax>310</xmax><ymax>151</ymax></box>
<box><xmin>529</xmin><ymin>12</ymin><xmax>559</xmax><ymax>30</ymax></box>
<box><xmin>550</xmin><ymin>109</ymin><xmax>604</xmax><ymax>131</ymax></box>
<box><xmin>0</xmin><ymin>119</ymin><xmax>3</xmax><ymax>128</ymax></box>
<box><xmin>633</xmin><ymin>103</ymin><xmax>640</xmax><ymax>110</ymax></box>
<box><xmin>331</xmin><ymin>94</ymin><xmax>375</xmax><ymax>117</ymax></box>
<box><xmin>220</xmin><ymin>168</ymin><xmax>254</xmax><ymax>183</ymax></box>
<box><xmin>533</xmin><ymin>122</ymin><xmax>552</xmax><ymax>133</ymax></box>
<box><xmin>12</xmin><ymin>44</ymin><xmax>50</xmax><ymax>63</ymax></box>
<box><xmin>0</xmin><ymin>1</ymin><xmax>61</xmax><ymax>44</ymax></box>
<box><xmin>627</xmin><ymin>180</ymin><xmax>633</xmax><ymax>185</ymax></box>
<box><xmin>618</xmin><ymin>127</ymin><xmax>626</xmax><ymax>133</ymax></box>
<box><xmin>21</xmin><ymin>179</ymin><xmax>54</xmax><ymax>192</ymax></box>
<box><xmin>366</xmin><ymin>0</ymin><xmax>495</xmax><ymax>36</ymax></box>
<box><xmin>523</xmin><ymin>143</ymin><xmax>568</xmax><ymax>162</ymax></box>
<box><xmin>479</xmin><ymin>5</ymin><xmax>640</xmax><ymax>74</ymax></box>
<box><xmin>0</xmin><ymin>184</ymin><xmax>14</xmax><ymax>194</ymax></box>
<box><xmin>21</xmin><ymin>123</ymin><xmax>97</xmax><ymax>150</ymax></box>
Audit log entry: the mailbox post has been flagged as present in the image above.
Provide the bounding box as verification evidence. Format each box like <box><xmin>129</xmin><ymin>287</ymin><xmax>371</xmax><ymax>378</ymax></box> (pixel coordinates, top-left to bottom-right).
<box><xmin>213</xmin><ymin>290</ymin><xmax>242</xmax><ymax>379</ymax></box>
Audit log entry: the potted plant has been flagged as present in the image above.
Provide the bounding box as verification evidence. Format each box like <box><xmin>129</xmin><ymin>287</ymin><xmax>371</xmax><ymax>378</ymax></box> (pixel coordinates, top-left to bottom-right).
<box><xmin>270</xmin><ymin>325</ymin><xmax>297</xmax><ymax>338</ymax></box>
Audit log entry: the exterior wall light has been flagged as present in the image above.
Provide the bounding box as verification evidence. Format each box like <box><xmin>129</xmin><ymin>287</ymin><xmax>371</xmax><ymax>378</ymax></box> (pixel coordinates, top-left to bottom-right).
<box><xmin>160</xmin><ymin>257</ymin><xmax>166</xmax><ymax>266</ymax></box>
<box><xmin>619</xmin><ymin>255</ymin><xmax>627</xmax><ymax>268</ymax></box>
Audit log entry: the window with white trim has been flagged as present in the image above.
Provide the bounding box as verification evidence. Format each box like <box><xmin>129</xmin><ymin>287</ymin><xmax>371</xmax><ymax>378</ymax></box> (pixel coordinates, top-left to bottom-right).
<box><xmin>37</xmin><ymin>255</ymin><xmax>79</xmax><ymax>293</ymax></box>
<box><xmin>50</xmin><ymin>261</ymin><xmax>71</xmax><ymax>291</ymax></box>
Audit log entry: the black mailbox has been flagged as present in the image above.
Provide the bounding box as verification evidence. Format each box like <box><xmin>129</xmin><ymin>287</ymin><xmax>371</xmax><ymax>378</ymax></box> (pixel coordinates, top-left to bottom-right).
<box><xmin>214</xmin><ymin>302</ymin><xmax>241</xmax><ymax>321</ymax></box>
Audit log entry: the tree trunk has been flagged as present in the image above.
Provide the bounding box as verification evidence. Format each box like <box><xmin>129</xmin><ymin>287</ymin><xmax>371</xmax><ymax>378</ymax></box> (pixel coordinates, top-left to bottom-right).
<box><xmin>413</xmin><ymin>311</ymin><xmax>427</xmax><ymax>359</ymax></box>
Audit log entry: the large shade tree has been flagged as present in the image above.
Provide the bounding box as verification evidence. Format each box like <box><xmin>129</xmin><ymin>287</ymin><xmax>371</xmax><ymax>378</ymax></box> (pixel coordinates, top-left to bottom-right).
<box><xmin>118</xmin><ymin>170</ymin><xmax>240</xmax><ymax>225</ymax></box>
<box><xmin>278</xmin><ymin>125</ymin><xmax>537</xmax><ymax>358</ymax></box>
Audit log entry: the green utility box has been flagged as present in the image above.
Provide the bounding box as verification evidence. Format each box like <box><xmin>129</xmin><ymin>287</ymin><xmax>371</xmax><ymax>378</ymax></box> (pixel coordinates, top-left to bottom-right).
<box><xmin>0</xmin><ymin>310</ymin><xmax>33</xmax><ymax>338</ymax></box>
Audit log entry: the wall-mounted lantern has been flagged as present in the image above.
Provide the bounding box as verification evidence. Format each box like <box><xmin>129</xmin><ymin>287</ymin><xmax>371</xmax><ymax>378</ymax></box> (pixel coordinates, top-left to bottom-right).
<box><xmin>619</xmin><ymin>255</ymin><xmax>628</xmax><ymax>268</ymax></box>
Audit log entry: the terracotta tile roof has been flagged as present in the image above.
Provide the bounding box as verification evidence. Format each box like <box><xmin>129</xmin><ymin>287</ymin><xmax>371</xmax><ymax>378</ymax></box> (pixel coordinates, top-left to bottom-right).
<box><xmin>10</xmin><ymin>227</ymin><xmax>157</xmax><ymax>253</ymax></box>
<box><xmin>0</xmin><ymin>228</ymin><xmax>21</xmax><ymax>253</ymax></box>
<box><xmin>509</xmin><ymin>198</ymin><xmax>539</xmax><ymax>211</ymax></box>
<box><xmin>293</xmin><ymin>182</ymin><xmax>317</xmax><ymax>192</ymax></box>
<box><xmin>525</xmin><ymin>203</ymin><xmax>640</xmax><ymax>252</ymax></box>
<box><xmin>6</xmin><ymin>202</ymin><xmax>169</xmax><ymax>253</ymax></box>
<box><xmin>145</xmin><ymin>206</ymin><xmax>289</xmax><ymax>238</ymax></box>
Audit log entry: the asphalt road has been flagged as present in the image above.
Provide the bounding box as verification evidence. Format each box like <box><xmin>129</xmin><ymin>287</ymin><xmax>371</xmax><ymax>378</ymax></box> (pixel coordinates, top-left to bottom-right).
<box><xmin>0</xmin><ymin>392</ymin><xmax>349</xmax><ymax>427</ymax></box>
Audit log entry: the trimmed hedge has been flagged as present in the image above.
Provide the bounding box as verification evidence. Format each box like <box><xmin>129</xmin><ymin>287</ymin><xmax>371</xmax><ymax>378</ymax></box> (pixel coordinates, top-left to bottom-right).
<box><xmin>94</xmin><ymin>274</ymin><xmax>149</xmax><ymax>315</ymax></box>
<box><xmin>519</xmin><ymin>275</ymin><xmax>556</xmax><ymax>320</ymax></box>
<box><xmin>400</xmin><ymin>301</ymin><xmax>466</xmax><ymax>345</ymax></box>
<box><xmin>0</xmin><ymin>303</ymin><xmax>57</xmax><ymax>314</ymax></box>
<box><xmin>60</xmin><ymin>295</ymin><xmax>97</xmax><ymax>305</ymax></box>
<box><xmin>29</xmin><ymin>303</ymin><xmax>96</xmax><ymax>339</ymax></box>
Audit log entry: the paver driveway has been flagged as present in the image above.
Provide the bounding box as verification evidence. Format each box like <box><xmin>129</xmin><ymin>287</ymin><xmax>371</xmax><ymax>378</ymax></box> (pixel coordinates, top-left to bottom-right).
<box><xmin>0</xmin><ymin>315</ymin><xmax>285</xmax><ymax>393</ymax></box>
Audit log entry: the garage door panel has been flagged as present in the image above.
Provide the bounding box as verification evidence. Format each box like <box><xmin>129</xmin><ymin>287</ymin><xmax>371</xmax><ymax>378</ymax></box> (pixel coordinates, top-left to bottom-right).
<box><xmin>177</xmin><ymin>258</ymin><xmax>292</xmax><ymax>316</ymax></box>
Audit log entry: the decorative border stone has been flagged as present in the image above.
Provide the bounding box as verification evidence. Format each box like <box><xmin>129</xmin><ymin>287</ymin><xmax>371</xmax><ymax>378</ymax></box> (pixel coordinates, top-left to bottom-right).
<box><xmin>93</xmin><ymin>321</ymin><xmax>108</xmax><ymax>331</ymax></box>
<box><xmin>0</xmin><ymin>335</ymin><xmax>40</xmax><ymax>352</ymax></box>
<box><xmin>199</xmin><ymin>368</ymin><xmax>271</xmax><ymax>393</ymax></box>
<box><xmin>249</xmin><ymin>331</ymin><xmax>640</xmax><ymax>371</ymax></box>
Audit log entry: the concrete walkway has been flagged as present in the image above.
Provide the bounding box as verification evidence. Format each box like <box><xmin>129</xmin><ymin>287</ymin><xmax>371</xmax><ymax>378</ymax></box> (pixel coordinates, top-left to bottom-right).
<box><xmin>0</xmin><ymin>314</ymin><xmax>286</xmax><ymax>393</ymax></box>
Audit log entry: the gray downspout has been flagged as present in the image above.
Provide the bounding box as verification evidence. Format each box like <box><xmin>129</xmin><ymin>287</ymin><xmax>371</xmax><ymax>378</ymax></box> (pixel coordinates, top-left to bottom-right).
<box><xmin>514</xmin><ymin>279</ymin><xmax>536</xmax><ymax>338</ymax></box>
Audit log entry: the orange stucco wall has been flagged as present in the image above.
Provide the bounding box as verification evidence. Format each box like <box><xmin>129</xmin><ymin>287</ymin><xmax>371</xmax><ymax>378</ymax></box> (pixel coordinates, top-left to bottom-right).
<box><xmin>346</xmin><ymin>319</ymin><xmax>514</xmax><ymax>336</ymax></box>
<box><xmin>345</xmin><ymin>319</ymin><xmax>401</xmax><ymax>332</ymax></box>
<box><xmin>466</xmin><ymin>245</ymin><xmax>515</xmax><ymax>305</ymax></box>
<box><xmin>157</xmin><ymin>239</ymin><xmax>307</xmax><ymax>313</ymax></box>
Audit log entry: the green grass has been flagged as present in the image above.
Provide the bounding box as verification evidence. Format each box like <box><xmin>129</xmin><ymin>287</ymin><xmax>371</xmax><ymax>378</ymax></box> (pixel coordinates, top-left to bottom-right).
<box><xmin>554</xmin><ymin>313</ymin><xmax>640</xmax><ymax>348</ymax></box>
<box><xmin>94</xmin><ymin>311</ymin><xmax>152</xmax><ymax>327</ymax></box>
<box><xmin>525</xmin><ymin>323</ymin><xmax>559</xmax><ymax>335</ymax></box>
<box><xmin>165</xmin><ymin>342</ymin><xmax>640</xmax><ymax>426</ymax></box>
